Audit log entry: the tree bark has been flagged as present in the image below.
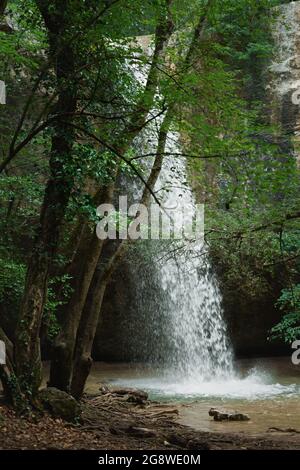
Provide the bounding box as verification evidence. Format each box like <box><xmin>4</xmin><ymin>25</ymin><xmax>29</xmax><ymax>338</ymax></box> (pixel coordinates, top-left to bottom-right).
<box><xmin>141</xmin><ymin>110</ymin><xmax>172</xmax><ymax>207</ymax></box>
<box><xmin>15</xmin><ymin>0</ymin><xmax>78</xmax><ymax>397</ymax></box>
<box><xmin>71</xmin><ymin>240</ymin><xmax>127</xmax><ymax>399</ymax></box>
<box><xmin>48</xmin><ymin>187</ymin><xmax>113</xmax><ymax>391</ymax></box>
<box><xmin>0</xmin><ymin>327</ymin><xmax>24</xmax><ymax>410</ymax></box>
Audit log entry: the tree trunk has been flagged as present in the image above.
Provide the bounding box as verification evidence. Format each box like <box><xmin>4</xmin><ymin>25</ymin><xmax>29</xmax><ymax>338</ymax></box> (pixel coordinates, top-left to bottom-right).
<box><xmin>49</xmin><ymin>1</ymin><xmax>175</xmax><ymax>393</ymax></box>
<box><xmin>71</xmin><ymin>240</ymin><xmax>127</xmax><ymax>399</ymax></box>
<box><xmin>48</xmin><ymin>187</ymin><xmax>113</xmax><ymax>391</ymax></box>
<box><xmin>15</xmin><ymin>1</ymin><xmax>77</xmax><ymax>397</ymax></box>
<box><xmin>0</xmin><ymin>327</ymin><xmax>24</xmax><ymax>411</ymax></box>
<box><xmin>15</xmin><ymin>180</ymin><xmax>73</xmax><ymax>394</ymax></box>
<box><xmin>141</xmin><ymin>110</ymin><xmax>171</xmax><ymax>207</ymax></box>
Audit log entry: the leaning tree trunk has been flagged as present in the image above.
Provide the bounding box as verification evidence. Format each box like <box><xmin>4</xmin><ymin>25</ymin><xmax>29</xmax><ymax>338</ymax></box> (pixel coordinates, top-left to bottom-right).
<box><xmin>71</xmin><ymin>240</ymin><xmax>127</xmax><ymax>399</ymax></box>
<box><xmin>70</xmin><ymin>111</ymin><xmax>172</xmax><ymax>399</ymax></box>
<box><xmin>48</xmin><ymin>187</ymin><xmax>112</xmax><ymax>391</ymax></box>
<box><xmin>15</xmin><ymin>1</ymin><xmax>77</xmax><ymax>397</ymax></box>
<box><xmin>49</xmin><ymin>0</ymin><xmax>175</xmax><ymax>393</ymax></box>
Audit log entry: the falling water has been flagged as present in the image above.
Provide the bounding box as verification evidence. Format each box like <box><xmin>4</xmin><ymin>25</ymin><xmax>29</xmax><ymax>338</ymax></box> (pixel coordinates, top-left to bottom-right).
<box><xmin>154</xmin><ymin>131</ymin><xmax>234</xmax><ymax>382</ymax></box>
<box><xmin>121</xmin><ymin>37</ymin><xmax>234</xmax><ymax>385</ymax></box>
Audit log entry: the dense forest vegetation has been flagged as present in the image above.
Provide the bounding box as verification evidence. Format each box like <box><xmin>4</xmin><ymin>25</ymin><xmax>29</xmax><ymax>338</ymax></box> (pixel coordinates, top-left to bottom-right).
<box><xmin>0</xmin><ymin>0</ymin><xmax>299</xmax><ymax>425</ymax></box>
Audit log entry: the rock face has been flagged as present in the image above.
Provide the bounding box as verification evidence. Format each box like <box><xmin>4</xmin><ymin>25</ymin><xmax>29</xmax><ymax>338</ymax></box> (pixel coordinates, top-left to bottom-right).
<box><xmin>209</xmin><ymin>408</ymin><xmax>250</xmax><ymax>422</ymax></box>
<box><xmin>221</xmin><ymin>294</ymin><xmax>289</xmax><ymax>357</ymax></box>
<box><xmin>270</xmin><ymin>1</ymin><xmax>300</xmax><ymax>162</ymax></box>
<box><xmin>219</xmin><ymin>0</ymin><xmax>300</xmax><ymax>358</ymax></box>
<box><xmin>93</xmin><ymin>261</ymin><xmax>135</xmax><ymax>362</ymax></box>
<box><xmin>38</xmin><ymin>387</ymin><xmax>81</xmax><ymax>422</ymax></box>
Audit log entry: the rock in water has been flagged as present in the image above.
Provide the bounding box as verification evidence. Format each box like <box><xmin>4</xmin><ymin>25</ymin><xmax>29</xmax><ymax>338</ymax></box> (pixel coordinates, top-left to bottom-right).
<box><xmin>38</xmin><ymin>387</ymin><xmax>81</xmax><ymax>422</ymax></box>
<box><xmin>209</xmin><ymin>408</ymin><xmax>250</xmax><ymax>422</ymax></box>
<box><xmin>229</xmin><ymin>413</ymin><xmax>250</xmax><ymax>422</ymax></box>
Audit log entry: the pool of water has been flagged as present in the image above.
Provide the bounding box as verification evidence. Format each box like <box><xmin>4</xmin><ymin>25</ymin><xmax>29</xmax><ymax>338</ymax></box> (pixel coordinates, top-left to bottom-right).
<box><xmin>86</xmin><ymin>357</ymin><xmax>300</xmax><ymax>434</ymax></box>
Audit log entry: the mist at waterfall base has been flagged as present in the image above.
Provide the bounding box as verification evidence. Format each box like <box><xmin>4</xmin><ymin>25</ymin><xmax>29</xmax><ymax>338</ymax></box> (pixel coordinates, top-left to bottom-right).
<box><xmin>108</xmin><ymin>365</ymin><xmax>299</xmax><ymax>401</ymax></box>
<box><xmin>108</xmin><ymin>243</ymin><xmax>299</xmax><ymax>401</ymax></box>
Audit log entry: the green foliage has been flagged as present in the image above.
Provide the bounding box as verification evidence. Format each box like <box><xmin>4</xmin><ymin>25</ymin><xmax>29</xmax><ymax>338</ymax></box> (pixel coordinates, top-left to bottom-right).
<box><xmin>0</xmin><ymin>258</ymin><xmax>25</xmax><ymax>304</ymax></box>
<box><xmin>0</xmin><ymin>175</ymin><xmax>44</xmax><ymax>252</ymax></box>
<box><xmin>183</xmin><ymin>0</ymin><xmax>300</xmax><ymax>345</ymax></box>
<box><xmin>0</xmin><ymin>257</ymin><xmax>25</xmax><ymax>335</ymax></box>
<box><xmin>271</xmin><ymin>285</ymin><xmax>300</xmax><ymax>343</ymax></box>
<box><xmin>43</xmin><ymin>274</ymin><xmax>73</xmax><ymax>340</ymax></box>
<box><xmin>269</xmin><ymin>230</ymin><xmax>300</xmax><ymax>342</ymax></box>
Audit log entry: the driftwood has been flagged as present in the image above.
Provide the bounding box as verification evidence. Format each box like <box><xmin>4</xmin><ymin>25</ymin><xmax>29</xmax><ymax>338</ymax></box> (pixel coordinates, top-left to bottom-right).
<box><xmin>268</xmin><ymin>427</ymin><xmax>300</xmax><ymax>434</ymax></box>
<box><xmin>100</xmin><ymin>386</ymin><xmax>148</xmax><ymax>404</ymax></box>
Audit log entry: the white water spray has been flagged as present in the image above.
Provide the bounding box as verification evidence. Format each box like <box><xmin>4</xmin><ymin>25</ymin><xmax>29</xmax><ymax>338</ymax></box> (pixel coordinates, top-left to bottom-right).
<box><xmin>154</xmin><ymin>131</ymin><xmax>234</xmax><ymax>382</ymax></box>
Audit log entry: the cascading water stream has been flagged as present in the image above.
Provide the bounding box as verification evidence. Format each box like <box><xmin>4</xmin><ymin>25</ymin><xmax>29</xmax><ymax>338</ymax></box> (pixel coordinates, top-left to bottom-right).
<box><xmin>155</xmin><ymin>131</ymin><xmax>234</xmax><ymax>383</ymax></box>
<box><xmin>125</xmin><ymin>42</ymin><xmax>234</xmax><ymax>383</ymax></box>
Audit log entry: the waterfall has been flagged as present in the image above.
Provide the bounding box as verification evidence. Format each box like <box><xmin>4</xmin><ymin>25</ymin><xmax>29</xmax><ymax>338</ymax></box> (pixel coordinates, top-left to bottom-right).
<box><xmin>144</xmin><ymin>1</ymin><xmax>300</xmax><ymax>383</ymax></box>
<box><xmin>154</xmin><ymin>132</ymin><xmax>234</xmax><ymax>382</ymax></box>
<box><xmin>119</xmin><ymin>37</ymin><xmax>235</xmax><ymax>384</ymax></box>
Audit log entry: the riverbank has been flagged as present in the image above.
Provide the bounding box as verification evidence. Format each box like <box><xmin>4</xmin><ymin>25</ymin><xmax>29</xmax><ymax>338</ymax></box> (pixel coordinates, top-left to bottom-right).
<box><xmin>1</xmin><ymin>387</ymin><xmax>300</xmax><ymax>450</ymax></box>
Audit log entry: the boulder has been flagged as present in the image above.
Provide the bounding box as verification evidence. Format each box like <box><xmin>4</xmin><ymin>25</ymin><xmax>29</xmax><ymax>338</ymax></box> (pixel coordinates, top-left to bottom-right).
<box><xmin>209</xmin><ymin>408</ymin><xmax>250</xmax><ymax>422</ymax></box>
<box><xmin>38</xmin><ymin>387</ymin><xmax>81</xmax><ymax>422</ymax></box>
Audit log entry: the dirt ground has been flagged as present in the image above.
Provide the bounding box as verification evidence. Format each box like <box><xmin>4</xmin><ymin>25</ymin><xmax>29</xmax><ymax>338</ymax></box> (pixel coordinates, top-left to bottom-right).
<box><xmin>1</xmin><ymin>388</ymin><xmax>300</xmax><ymax>450</ymax></box>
